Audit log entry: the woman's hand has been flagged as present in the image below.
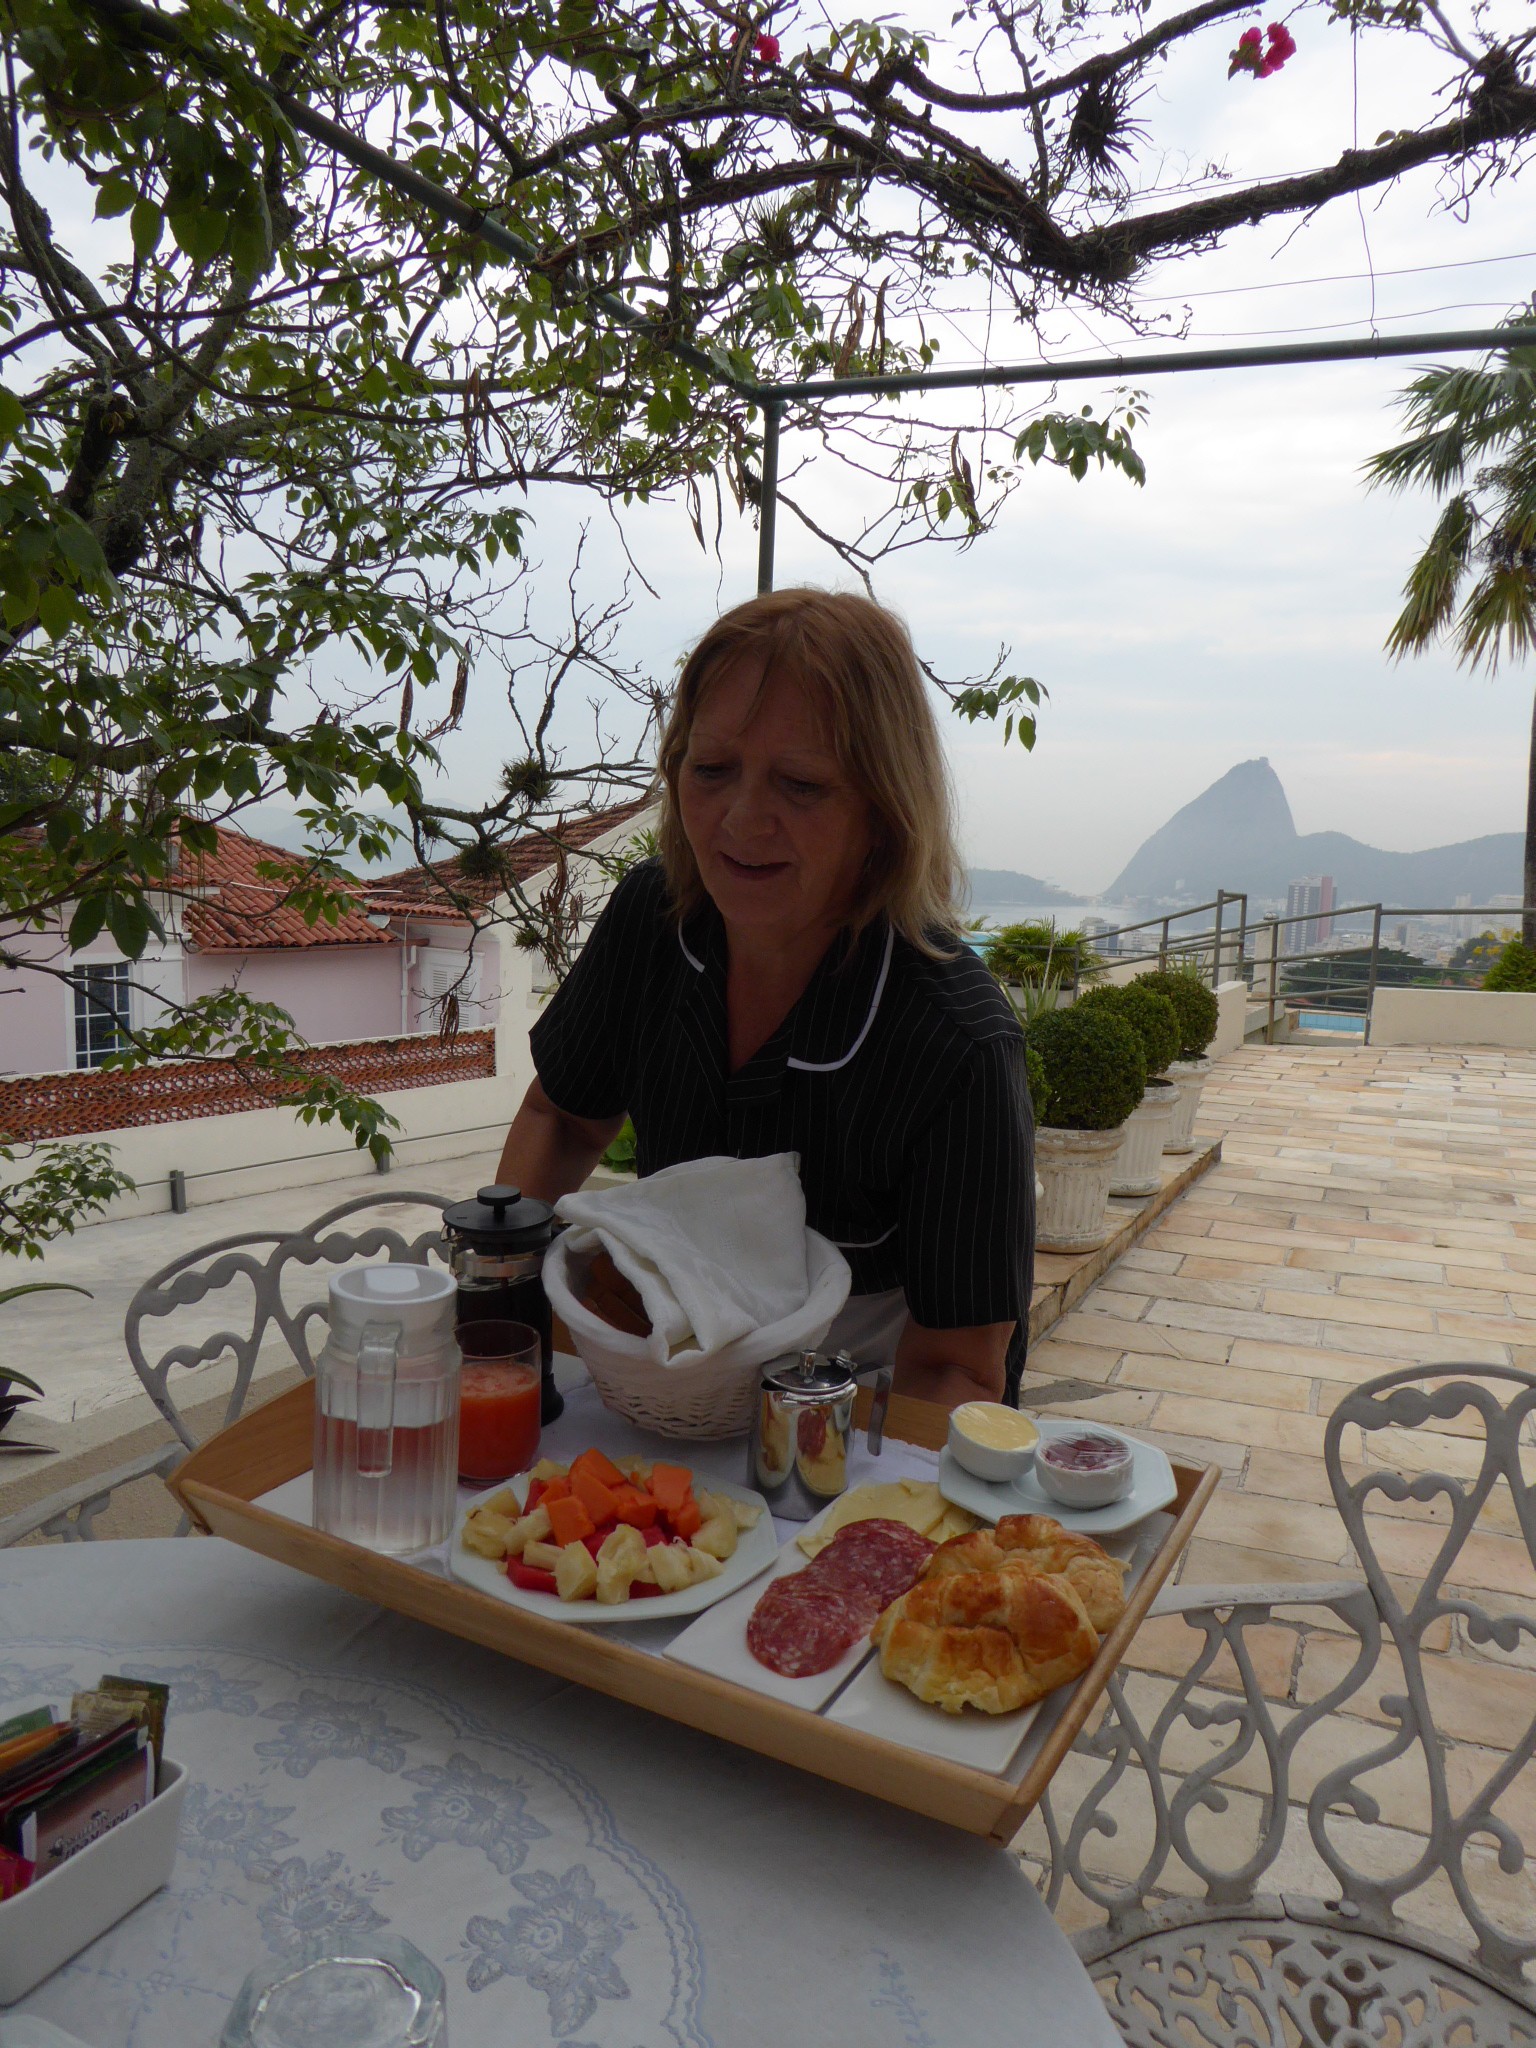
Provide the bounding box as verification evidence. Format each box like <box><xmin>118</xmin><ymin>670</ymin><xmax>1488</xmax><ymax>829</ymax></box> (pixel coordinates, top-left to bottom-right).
<box><xmin>892</xmin><ymin>1317</ymin><xmax>1013</xmax><ymax>1410</ymax></box>
<box><xmin>496</xmin><ymin>1078</ymin><xmax>625</xmax><ymax>1204</ymax></box>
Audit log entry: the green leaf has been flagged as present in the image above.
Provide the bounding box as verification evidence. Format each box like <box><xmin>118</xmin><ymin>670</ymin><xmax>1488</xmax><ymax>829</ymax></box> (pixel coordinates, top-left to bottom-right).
<box><xmin>36</xmin><ymin>582</ymin><xmax>79</xmax><ymax>638</ymax></box>
<box><xmin>0</xmin><ymin>385</ymin><xmax>24</xmax><ymax>452</ymax></box>
<box><xmin>68</xmin><ymin>894</ymin><xmax>108</xmax><ymax>948</ymax></box>
<box><xmin>131</xmin><ymin>198</ymin><xmax>163</xmax><ymax>262</ymax></box>
<box><xmin>105</xmin><ymin>895</ymin><xmax>152</xmax><ymax>958</ymax></box>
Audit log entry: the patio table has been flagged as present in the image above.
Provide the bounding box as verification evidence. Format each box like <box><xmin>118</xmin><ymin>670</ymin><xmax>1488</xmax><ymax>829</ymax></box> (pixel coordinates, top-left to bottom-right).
<box><xmin>1</xmin><ymin>1517</ymin><xmax>1121</xmax><ymax>2045</ymax></box>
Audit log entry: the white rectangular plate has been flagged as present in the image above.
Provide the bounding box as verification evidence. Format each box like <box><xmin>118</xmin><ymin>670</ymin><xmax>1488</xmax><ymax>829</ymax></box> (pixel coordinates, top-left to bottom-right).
<box><xmin>448</xmin><ymin>1472</ymin><xmax>779</xmax><ymax>1625</ymax></box>
<box><xmin>937</xmin><ymin>1421</ymin><xmax>1176</xmax><ymax>1535</ymax></box>
<box><xmin>663</xmin><ymin>1500</ymin><xmax>880</xmax><ymax>1709</ymax></box>
<box><xmin>825</xmin><ymin>1528</ymin><xmax>1141</xmax><ymax>1773</ymax></box>
<box><xmin>824</xmin><ymin>1657</ymin><xmax>1044</xmax><ymax>1772</ymax></box>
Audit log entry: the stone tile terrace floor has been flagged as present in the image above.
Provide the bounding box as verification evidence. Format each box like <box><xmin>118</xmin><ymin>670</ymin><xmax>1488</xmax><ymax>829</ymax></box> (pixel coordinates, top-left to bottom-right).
<box><xmin>1018</xmin><ymin>1041</ymin><xmax>1536</xmax><ymax>1954</ymax></box>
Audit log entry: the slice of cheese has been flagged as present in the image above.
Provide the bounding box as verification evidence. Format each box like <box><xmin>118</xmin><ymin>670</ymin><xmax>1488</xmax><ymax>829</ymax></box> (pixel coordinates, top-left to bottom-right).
<box><xmin>796</xmin><ymin>1479</ymin><xmax>979</xmax><ymax>1557</ymax></box>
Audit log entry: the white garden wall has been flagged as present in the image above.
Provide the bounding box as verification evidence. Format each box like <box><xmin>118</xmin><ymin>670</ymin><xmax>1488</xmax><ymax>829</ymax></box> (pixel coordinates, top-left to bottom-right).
<box><xmin>1369</xmin><ymin>988</ymin><xmax>1536</xmax><ymax>1050</ymax></box>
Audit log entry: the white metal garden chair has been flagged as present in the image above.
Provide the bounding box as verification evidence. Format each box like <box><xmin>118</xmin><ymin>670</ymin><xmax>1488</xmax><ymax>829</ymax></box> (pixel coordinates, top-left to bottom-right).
<box><xmin>0</xmin><ymin>1189</ymin><xmax>451</xmax><ymax>1544</ymax></box>
<box><xmin>1037</xmin><ymin>1362</ymin><xmax>1536</xmax><ymax>2045</ymax></box>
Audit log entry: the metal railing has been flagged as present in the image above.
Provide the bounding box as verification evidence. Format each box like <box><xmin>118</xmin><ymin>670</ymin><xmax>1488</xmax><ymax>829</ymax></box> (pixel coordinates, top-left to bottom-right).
<box><xmin>979</xmin><ymin>899</ymin><xmax>1529</xmax><ymax>1045</ymax></box>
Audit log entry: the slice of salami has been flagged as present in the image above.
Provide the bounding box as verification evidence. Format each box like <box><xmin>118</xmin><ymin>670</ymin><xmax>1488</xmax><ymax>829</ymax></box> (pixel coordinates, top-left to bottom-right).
<box><xmin>746</xmin><ymin>1579</ymin><xmax>869</xmax><ymax>1677</ymax></box>
<box><xmin>808</xmin><ymin>1519</ymin><xmax>934</xmax><ymax>1609</ymax></box>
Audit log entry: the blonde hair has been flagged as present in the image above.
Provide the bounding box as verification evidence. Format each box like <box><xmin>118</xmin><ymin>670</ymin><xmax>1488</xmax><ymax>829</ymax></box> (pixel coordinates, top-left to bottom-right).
<box><xmin>657</xmin><ymin>588</ymin><xmax>964</xmax><ymax>956</ymax></box>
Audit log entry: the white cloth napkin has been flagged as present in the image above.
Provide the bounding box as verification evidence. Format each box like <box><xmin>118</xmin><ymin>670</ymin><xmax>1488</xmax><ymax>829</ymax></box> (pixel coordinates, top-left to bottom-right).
<box><xmin>556</xmin><ymin>1154</ymin><xmax>820</xmax><ymax>1358</ymax></box>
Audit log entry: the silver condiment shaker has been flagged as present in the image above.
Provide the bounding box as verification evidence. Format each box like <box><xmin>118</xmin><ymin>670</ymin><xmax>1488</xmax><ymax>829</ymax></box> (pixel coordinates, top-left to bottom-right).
<box><xmin>747</xmin><ymin>1350</ymin><xmax>892</xmax><ymax>1521</ymax></box>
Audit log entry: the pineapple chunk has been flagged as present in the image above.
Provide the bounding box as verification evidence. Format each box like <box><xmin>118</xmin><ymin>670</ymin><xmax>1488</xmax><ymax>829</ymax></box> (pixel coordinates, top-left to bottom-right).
<box><xmin>554</xmin><ymin>1544</ymin><xmax>598</xmax><ymax>1602</ymax></box>
<box><xmin>482</xmin><ymin>1488</ymin><xmax>521</xmax><ymax>1518</ymax></box>
<box><xmin>730</xmin><ymin>1498</ymin><xmax>764</xmax><ymax>1531</ymax></box>
<box><xmin>503</xmin><ymin>1504</ymin><xmax>552</xmax><ymax>1557</ymax></box>
<box><xmin>596</xmin><ymin>1524</ymin><xmax>647</xmax><ymax>1571</ymax></box>
<box><xmin>693</xmin><ymin>1513</ymin><xmax>738</xmax><ymax>1562</ymax></box>
<box><xmin>528</xmin><ymin>1458</ymin><xmax>569</xmax><ymax>1483</ymax></box>
<box><xmin>593</xmin><ymin>1522</ymin><xmax>647</xmax><ymax>1604</ymax></box>
<box><xmin>522</xmin><ymin>1540</ymin><xmax>563</xmax><ymax>1574</ymax></box>
<box><xmin>461</xmin><ymin>1511</ymin><xmax>515</xmax><ymax>1559</ymax></box>
<box><xmin>685</xmin><ymin>1546</ymin><xmax>724</xmax><ymax>1584</ymax></box>
<box><xmin>647</xmin><ymin>1541</ymin><xmax>696</xmax><ymax>1594</ymax></box>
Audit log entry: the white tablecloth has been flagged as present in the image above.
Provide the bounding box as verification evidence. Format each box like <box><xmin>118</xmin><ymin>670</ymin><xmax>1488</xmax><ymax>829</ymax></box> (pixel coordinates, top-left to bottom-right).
<box><xmin>0</xmin><ymin>1418</ymin><xmax>1119</xmax><ymax>2047</ymax></box>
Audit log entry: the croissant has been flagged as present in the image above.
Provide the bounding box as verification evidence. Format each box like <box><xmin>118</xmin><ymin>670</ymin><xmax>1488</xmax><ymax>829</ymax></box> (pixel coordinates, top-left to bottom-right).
<box><xmin>872</xmin><ymin>1568</ymin><xmax>1100</xmax><ymax>1715</ymax></box>
<box><xmin>925</xmin><ymin>1514</ymin><xmax>1127</xmax><ymax>1634</ymax></box>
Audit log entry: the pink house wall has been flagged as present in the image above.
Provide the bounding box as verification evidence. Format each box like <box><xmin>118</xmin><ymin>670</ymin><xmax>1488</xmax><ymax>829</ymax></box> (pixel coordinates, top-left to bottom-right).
<box><xmin>0</xmin><ymin>924</ymin><xmax>75</xmax><ymax>1078</ymax></box>
<box><xmin>183</xmin><ymin>947</ymin><xmax>404</xmax><ymax>1043</ymax></box>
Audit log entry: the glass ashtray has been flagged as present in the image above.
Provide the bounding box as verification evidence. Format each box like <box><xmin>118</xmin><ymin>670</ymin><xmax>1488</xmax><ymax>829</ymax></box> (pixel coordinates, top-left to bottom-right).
<box><xmin>220</xmin><ymin>1935</ymin><xmax>447</xmax><ymax>2048</ymax></box>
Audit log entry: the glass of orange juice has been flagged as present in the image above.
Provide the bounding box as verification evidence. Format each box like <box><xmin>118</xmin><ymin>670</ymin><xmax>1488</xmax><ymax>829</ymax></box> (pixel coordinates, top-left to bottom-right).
<box><xmin>456</xmin><ymin>1320</ymin><xmax>542</xmax><ymax>1483</ymax></box>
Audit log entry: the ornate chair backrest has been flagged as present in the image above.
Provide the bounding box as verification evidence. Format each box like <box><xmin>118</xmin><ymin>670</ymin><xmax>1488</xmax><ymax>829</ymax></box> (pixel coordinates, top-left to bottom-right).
<box><xmin>1313</xmin><ymin>1362</ymin><xmax>1536</xmax><ymax>1984</ymax></box>
<box><xmin>124</xmin><ymin>1190</ymin><xmax>451</xmax><ymax>1450</ymax></box>
<box><xmin>1055</xmin><ymin>1363</ymin><xmax>1536</xmax><ymax>2002</ymax></box>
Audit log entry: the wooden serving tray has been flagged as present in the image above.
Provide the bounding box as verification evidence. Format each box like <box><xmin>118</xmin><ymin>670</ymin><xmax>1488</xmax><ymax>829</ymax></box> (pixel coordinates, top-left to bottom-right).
<box><xmin>168</xmin><ymin>1381</ymin><xmax>1216</xmax><ymax>1841</ymax></box>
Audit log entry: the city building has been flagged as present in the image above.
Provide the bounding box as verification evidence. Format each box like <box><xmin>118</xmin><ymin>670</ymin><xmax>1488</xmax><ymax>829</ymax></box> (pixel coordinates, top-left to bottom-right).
<box><xmin>1283</xmin><ymin>875</ymin><xmax>1335</xmax><ymax>955</ymax></box>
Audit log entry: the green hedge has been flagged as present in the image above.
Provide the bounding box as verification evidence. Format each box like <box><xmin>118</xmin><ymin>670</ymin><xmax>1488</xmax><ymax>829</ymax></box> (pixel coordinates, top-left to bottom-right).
<box><xmin>1025</xmin><ymin>1043</ymin><xmax>1050</xmax><ymax>1126</ymax></box>
<box><xmin>1077</xmin><ymin>982</ymin><xmax>1181</xmax><ymax>1080</ymax></box>
<box><xmin>1028</xmin><ymin>1002</ymin><xmax>1145</xmax><ymax>1130</ymax></box>
<box><xmin>1133</xmin><ymin>968</ymin><xmax>1220</xmax><ymax>1059</ymax></box>
<box><xmin>1485</xmin><ymin>939</ymin><xmax>1536</xmax><ymax>993</ymax></box>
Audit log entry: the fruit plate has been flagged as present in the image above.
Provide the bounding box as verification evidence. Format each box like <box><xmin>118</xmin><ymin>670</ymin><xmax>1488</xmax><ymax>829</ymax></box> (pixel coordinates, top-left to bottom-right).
<box><xmin>447</xmin><ymin>1473</ymin><xmax>780</xmax><ymax>1624</ymax></box>
<box><xmin>937</xmin><ymin>1420</ymin><xmax>1176</xmax><ymax>1536</ymax></box>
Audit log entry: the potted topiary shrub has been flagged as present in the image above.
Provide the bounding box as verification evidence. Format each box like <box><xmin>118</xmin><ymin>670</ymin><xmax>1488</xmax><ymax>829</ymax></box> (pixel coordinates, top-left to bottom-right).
<box><xmin>983</xmin><ymin>921</ymin><xmax>1104</xmax><ymax>995</ymax></box>
<box><xmin>1077</xmin><ymin>984</ymin><xmax>1182</xmax><ymax>1196</ymax></box>
<box><xmin>1133</xmin><ymin>968</ymin><xmax>1221</xmax><ymax>1153</ymax></box>
<box><xmin>1028</xmin><ymin>1003</ymin><xmax>1146</xmax><ymax>1252</ymax></box>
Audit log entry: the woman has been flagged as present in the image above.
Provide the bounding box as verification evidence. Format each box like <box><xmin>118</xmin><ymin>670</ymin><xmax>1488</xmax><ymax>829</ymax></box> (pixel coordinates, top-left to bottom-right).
<box><xmin>498</xmin><ymin>588</ymin><xmax>1035</xmax><ymax>1408</ymax></box>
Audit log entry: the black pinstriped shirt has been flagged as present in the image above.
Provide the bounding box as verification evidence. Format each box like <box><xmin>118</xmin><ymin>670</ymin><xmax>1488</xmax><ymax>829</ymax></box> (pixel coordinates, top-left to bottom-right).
<box><xmin>530</xmin><ymin>862</ymin><xmax>1035</xmax><ymax>1394</ymax></box>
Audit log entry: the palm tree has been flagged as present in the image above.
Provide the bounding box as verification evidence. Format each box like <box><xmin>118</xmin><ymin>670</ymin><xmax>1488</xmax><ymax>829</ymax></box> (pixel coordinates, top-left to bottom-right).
<box><xmin>1365</xmin><ymin>305</ymin><xmax>1536</xmax><ymax>943</ymax></box>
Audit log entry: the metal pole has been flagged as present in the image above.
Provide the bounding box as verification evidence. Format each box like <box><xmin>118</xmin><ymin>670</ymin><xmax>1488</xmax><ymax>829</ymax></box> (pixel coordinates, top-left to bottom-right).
<box><xmin>1212</xmin><ymin>894</ymin><xmax>1225</xmax><ymax>992</ymax></box>
<box><xmin>757</xmin><ymin>398</ymin><xmax>783</xmax><ymax>595</ymax></box>
<box><xmin>1160</xmin><ymin>917</ymin><xmax>1170</xmax><ymax>970</ymax></box>
<box><xmin>1267</xmin><ymin>918</ymin><xmax>1279</xmax><ymax>1043</ymax></box>
<box><xmin>1363</xmin><ymin>905</ymin><xmax>1383</xmax><ymax>1046</ymax></box>
<box><xmin>1236</xmin><ymin>893</ymin><xmax>1248</xmax><ymax>987</ymax></box>
<box><xmin>772</xmin><ymin>324</ymin><xmax>1536</xmax><ymax>402</ymax></box>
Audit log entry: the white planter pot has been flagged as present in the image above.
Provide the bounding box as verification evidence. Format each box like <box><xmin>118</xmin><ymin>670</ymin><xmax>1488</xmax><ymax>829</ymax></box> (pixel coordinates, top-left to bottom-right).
<box><xmin>1035</xmin><ymin>1124</ymin><xmax>1125</xmax><ymax>1253</ymax></box>
<box><xmin>1111</xmin><ymin>1081</ymin><xmax>1180</xmax><ymax>1196</ymax></box>
<box><xmin>1164</xmin><ymin>1056</ymin><xmax>1212</xmax><ymax>1154</ymax></box>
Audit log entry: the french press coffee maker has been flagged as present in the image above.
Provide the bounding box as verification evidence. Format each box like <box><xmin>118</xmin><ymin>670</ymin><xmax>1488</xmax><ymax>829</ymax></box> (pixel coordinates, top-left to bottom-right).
<box><xmin>441</xmin><ymin>1184</ymin><xmax>562</xmax><ymax>1423</ymax></box>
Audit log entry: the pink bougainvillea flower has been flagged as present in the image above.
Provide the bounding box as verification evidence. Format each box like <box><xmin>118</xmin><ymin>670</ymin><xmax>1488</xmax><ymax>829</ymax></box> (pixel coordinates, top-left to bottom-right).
<box><xmin>1229</xmin><ymin>18</ymin><xmax>1295</xmax><ymax>77</ymax></box>
<box><xmin>753</xmin><ymin>31</ymin><xmax>781</xmax><ymax>64</ymax></box>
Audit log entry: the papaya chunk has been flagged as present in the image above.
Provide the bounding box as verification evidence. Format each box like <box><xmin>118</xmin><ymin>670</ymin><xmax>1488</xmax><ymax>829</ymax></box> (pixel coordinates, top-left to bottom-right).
<box><xmin>649</xmin><ymin>1462</ymin><xmax>693</xmax><ymax>1515</ymax></box>
<box><xmin>611</xmin><ymin>1484</ymin><xmax>659</xmax><ymax>1528</ymax></box>
<box><xmin>545</xmin><ymin>1494</ymin><xmax>596</xmax><ymax>1546</ymax></box>
<box><xmin>668</xmin><ymin>1493</ymin><xmax>703</xmax><ymax>1540</ymax></box>
<box><xmin>569</xmin><ymin>1446</ymin><xmax>628</xmax><ymax>1492</ymax></box>
<box><xmin>570</xmin><ymin>1469</ymin><xmax>620</xmax><ymax>1526</ymax></box>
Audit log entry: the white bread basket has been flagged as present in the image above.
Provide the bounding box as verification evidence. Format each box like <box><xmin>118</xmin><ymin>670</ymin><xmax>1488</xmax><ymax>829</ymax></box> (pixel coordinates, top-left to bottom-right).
<box><xmin>544</xmin><ymin>1228</ymin><xmax>850</xmax><ymax>1439</ymax></box>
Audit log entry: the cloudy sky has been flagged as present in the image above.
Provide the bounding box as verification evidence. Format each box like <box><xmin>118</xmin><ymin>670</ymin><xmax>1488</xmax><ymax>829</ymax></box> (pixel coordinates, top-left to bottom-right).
<box><xmin>380</xmin><ymin>3</ymin><xmax>1536</xmax><ymax>895</ymax></box>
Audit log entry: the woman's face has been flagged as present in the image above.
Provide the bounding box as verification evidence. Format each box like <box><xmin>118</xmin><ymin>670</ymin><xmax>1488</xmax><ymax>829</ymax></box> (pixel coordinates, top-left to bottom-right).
<box><xmin>677</xmin><ymin>662</ymin><xmax>875</xmax><ymax>951</ymax></box>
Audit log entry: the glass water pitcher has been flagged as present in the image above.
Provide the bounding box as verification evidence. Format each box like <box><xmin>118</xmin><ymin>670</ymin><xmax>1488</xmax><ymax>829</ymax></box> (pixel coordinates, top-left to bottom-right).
<box><xmin>313</xmin><ymin>1264</ymin><xmax>461</xmax><ymax>1554</ymax></box>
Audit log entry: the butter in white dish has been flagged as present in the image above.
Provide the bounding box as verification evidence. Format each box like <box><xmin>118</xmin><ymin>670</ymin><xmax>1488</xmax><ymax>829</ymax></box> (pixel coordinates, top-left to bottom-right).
<box><xmin>948</xmin><ymin>1401</ymin><xmax>1040</xmax><ymax>1484</ymax></box>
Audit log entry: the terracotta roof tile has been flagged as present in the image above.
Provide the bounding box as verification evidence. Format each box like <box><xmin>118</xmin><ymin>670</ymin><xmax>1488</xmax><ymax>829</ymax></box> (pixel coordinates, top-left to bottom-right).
<box><xmin>368</xmin><ymin>794</ymin><xmax>655</xmax><ymax>918</ymax></box>
<box><xmin>177</xmin><ymin>831</ymin><xmax>393</xmax><ymax>953</ymax></box>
